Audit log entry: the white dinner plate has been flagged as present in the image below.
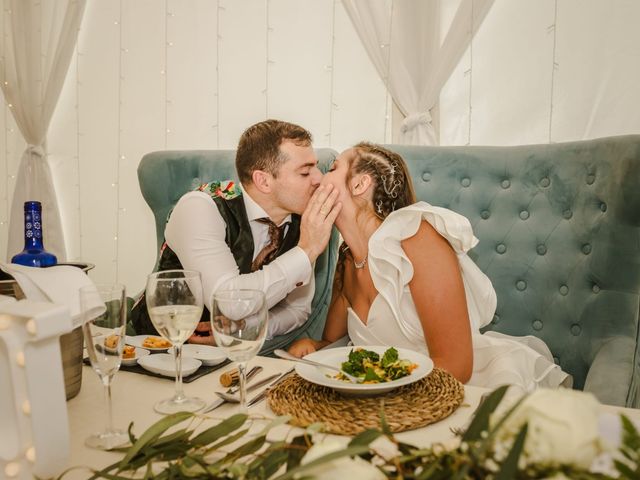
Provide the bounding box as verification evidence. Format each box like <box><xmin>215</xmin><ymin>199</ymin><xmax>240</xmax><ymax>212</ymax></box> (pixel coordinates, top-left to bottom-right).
<box><xmin>121</xmin><ymin>347</ymin><xmax>150</xmax><ymax>367</ymax></box>
<box><xmin>125</xmin><ymin>335</ymin><xmax>171</xmax><ymax>352</ymax></box>
<box><xmin>138</xmin><ymin>353</ymin><xmax>202</xmax><ymax>377</ymax></box>
<box><xmin>168</xmin><ymin>344</ymin><xmax>227</xmax><ymax>366</ymax></box>
<box><xmin>295</xmin><ymin>346</ymin><xmax>433</xmax><ymax>396</ymax></box>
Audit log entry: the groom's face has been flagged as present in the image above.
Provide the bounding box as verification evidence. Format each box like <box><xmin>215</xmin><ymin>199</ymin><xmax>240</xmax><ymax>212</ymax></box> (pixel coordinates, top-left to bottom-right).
<box><xmin>270</xmin><ymin>140</ymin><xmax>322</xmax><ymax>215</ymax></box>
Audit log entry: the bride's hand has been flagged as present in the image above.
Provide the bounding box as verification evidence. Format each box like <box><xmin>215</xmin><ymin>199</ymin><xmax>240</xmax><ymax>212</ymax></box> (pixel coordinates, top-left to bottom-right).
<box><xmin>287</xmin><ymin>338</ymin><xmax>319</xmax><ymax>357</ymax></box>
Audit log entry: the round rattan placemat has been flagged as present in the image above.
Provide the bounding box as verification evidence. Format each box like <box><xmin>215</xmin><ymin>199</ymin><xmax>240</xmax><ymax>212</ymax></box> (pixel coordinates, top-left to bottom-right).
<box><xmin>267</xmin><ymin>367</ymin><xmax>464</xmax><ymax>435</ymax></box>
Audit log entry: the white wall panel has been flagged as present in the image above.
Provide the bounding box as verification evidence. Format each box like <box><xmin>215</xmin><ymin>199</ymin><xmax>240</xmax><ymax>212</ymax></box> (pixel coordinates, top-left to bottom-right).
<box><xmin>218</xmin><ymin>0</ymin><xmax>268</xmax><ymax>148</ymax></box>
<box><xmin>118</xmin><ymin>0</ymin><xmax>167</xmax><ymax>294</ymax></box>
<box><xmin>166</xmin><ymin>0</ymin><xmax>219</xmax><ymax>149</ymax></box>
<box><xmin>331</xmin><ymin>0</ymin><xmax>388</xmax><ymax>151</ymax></box>
<box><xmin>76</xmin><ymin>0</ymin><xmax>120</xmax><ymax>283</ymax></box>
<box><xmin>267</xmin><ymin>0</ymin><xmax>333</xmax><ymax>145</ymax></box>
<box><xmin>469</xmin><ymin>0</ymin><xmax>555</xmax><ymax>145</ymax></box>
<box><xmin>551</xmin><ymin>0</ymin><xmax>640</xmax><ymax>141</ymax></box>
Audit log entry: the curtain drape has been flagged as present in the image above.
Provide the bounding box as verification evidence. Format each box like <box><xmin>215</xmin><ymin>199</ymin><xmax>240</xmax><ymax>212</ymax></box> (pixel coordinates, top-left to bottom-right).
<box><xmin>1</xmin><ymin>0</ymin><xmax>86</xmax><ymax>261</ymax></box>
<box><xmin>342</xmin><ymin>0</ymin><xmax>494</xmax><ymax>145</ymax></box>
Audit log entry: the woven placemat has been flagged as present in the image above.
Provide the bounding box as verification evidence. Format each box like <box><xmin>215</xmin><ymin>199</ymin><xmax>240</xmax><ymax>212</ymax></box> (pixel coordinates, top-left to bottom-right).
<box><xmin>267</xmin><ymin>367</ymin><xmax>464</xmax><ymax>435</ymax></box>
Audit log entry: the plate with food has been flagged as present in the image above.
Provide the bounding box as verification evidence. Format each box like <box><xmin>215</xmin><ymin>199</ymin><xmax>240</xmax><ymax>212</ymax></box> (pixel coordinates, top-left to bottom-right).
<box><xmin>120</xmin><ymin>345</ymin><xmax>150</xmax><ymax>367</ymax></box>
<box><xmin>125</xmin><ymin>335</ymin><xmax>172</xmax><ymax>351</ymax></box>
<box><xmin>168</xmin><ymin>344</ymin><xmax>227</xmax><ymax>366</ymax></box>
<box><xmin>137</xmin><ymin>353</ymin><xmax>201</xmax><ymax>377</ymax></box>
<box><xmin>295</xmin><ymin>346</ymin><xmax>433</xmax><ymax>396</ymax></box>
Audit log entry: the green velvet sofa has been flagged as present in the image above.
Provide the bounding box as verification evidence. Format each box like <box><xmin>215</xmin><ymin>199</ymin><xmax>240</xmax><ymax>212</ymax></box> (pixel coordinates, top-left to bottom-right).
<box><xmin>136</xmin><ymin>149</ymin><xmax>340</xmax><ymax>357</ymax></box>
<box><xmin>137</xmin><ymin>135</ymin><xmax>640</xmax><ymax>408</ymax></box>
<box><xmin>386</xmin><ymin>135</ymin><xmax>640</xmax><ymax>408</ymax></box>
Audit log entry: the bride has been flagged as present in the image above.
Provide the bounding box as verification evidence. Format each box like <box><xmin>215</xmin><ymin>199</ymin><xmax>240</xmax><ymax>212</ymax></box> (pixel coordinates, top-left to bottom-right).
<box><xmin>288</xmin><ymin>143</ymin><xmax>570</xmax><ymax>392</ymax></box>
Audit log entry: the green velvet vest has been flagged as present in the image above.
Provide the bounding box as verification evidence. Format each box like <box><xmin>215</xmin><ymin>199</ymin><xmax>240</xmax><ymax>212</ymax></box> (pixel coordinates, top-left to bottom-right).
<box><xmin>131</xmin><ymin>194</ymin><xmax>301</xmax><ymax>335</ymax></box>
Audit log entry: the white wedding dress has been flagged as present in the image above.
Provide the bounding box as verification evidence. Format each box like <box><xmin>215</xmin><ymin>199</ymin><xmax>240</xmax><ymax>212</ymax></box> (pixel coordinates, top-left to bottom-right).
<box><xmin>347</xmin><ymin>202</ymin><xmax>571</xmax><ymax>393</ymax></box>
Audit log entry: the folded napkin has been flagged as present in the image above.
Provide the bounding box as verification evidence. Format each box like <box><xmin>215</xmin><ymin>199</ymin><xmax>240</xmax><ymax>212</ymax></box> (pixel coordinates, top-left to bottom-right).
<box><xmin>0</xmin><ymin>263</ymin><xmax>102</xmax><ymax>328</ymax></box>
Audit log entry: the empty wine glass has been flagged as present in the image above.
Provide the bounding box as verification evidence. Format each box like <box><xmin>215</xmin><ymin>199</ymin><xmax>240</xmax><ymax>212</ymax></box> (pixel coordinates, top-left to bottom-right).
<box><xmin>145</xmin><ymin>269</ymin><xmax>205</xmax><ymax>414</ymax></box>
<box><xmin>80</xmin><ymin>283</ymin><xmax>128</xmax><ymax>450</ymax></box>
<box><xmin>211</xmin><ymin>289</ymin><xmax>268</xmax><ymax>411</ymax></box>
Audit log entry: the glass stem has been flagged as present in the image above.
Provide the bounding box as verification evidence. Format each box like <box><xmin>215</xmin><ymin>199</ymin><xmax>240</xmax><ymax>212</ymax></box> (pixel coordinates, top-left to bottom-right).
<box><xmin>238</xmin><ymin>362</ymin><xmax>248</xmax><ymax>412</ymax></box>
<box><xmin>174</xmin><ymin>344</ymin><xmax>185</xmax><ymax>401</ymax></box>
<box><xmin>103</xmin><ymin>376</ymin><xmax>114</xmax><ymax>434</ymax></box>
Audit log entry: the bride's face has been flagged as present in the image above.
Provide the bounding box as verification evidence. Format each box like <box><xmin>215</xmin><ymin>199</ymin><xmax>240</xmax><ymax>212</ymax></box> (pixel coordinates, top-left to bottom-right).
<box><xmin>320</xmin><ymin>148</ymin><xmax>356</xmax><ymax>203</ymax></box>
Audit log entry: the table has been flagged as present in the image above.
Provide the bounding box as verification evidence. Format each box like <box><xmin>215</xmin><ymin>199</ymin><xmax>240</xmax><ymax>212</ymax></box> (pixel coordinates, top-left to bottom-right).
<box><xmin>65</xmin><ymin>357</ymin><xmax>640</xmax><ymax>478</ymax></box>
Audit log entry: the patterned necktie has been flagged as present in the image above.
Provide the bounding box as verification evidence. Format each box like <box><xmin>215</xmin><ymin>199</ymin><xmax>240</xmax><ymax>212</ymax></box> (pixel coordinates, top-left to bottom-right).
<box><xmin>251</xmin><ymin>218</ymin><xmax>286</xmax><ymax>272</ymax></box>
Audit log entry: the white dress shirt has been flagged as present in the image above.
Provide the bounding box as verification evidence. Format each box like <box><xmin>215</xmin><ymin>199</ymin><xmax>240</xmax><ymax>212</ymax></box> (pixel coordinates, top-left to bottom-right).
<box><xmin>164</xmin><ymin>188</ymin><xmax>314</xmax><ymax>340</ymax></box>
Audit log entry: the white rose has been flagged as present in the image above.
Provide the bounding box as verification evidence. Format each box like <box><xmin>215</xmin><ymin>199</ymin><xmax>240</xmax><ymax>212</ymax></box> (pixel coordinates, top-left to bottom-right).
<box><xmin>492</xmin><ymin>388</ymin><xmax>605</xmax><ymax>469</ymax></box>
<box><xmin>299</xmin><ymin>438</ymin><xmax>385</xmax><ymax>479</ymax></box>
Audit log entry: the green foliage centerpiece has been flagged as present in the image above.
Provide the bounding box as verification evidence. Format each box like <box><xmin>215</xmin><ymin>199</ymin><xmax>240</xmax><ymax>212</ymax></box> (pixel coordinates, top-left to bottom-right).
<box><xmin>59</xmin><ymin>386</ymin><xmax>640</xmax><ymax>479</ymax></box>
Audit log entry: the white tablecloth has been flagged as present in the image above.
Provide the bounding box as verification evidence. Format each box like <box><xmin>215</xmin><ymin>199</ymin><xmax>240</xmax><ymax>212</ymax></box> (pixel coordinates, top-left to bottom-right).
<box><xmin>66</xmin><ymin>356</ymin><xmax>640</xmax><ymax>478</ymax></box>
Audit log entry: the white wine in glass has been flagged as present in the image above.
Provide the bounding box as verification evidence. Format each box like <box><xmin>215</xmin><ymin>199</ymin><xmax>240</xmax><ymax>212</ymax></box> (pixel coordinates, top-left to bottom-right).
<box><xmin>146</xmin><ymin>269</ymin><xmax>205</xmax><ymax>414</ymax></box>
<box><xmin>211</xmin><ymin>289</ymin><xmax>268</xmax><ymax>411</ymax></box>
<box><xmin>80</xmin><ymin>283</ymin><xmax>129</xmax><ymax>450</ymax></box>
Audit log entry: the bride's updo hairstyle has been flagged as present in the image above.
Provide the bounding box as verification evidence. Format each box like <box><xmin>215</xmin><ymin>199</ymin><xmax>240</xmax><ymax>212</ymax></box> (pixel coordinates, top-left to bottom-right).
<box><xmin>334</xmin><ymin>143</ymin><xmax>417</xmax><ymax>291</ymax></box>
<box><xmin>348</xmin><ymin>142</ymin><xmax>416</xmax><ymax>220</ymax></box>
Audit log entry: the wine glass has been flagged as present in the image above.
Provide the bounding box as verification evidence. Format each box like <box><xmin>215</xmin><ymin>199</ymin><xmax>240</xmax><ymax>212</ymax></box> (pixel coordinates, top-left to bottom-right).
<box><xmin>145</xmin><ymin>269</ymin><xmax>205</xmax><ymax>414</ymax></box>
<box><xmin>211</xmin><ymin>289</ymin><xmax>268</xmax><ymax>411</ymax></box>
<box><xmin>80</xmin><ymin>283</ymin><xmax>129</xmax><ymax>450</ymax></box>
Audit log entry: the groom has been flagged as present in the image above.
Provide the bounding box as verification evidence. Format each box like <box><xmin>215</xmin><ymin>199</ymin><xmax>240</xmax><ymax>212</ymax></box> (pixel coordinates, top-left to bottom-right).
<box><xmin>131</xmin><ymin>119</ymin><xmax>341</xmax><ymax>345</ymax></box>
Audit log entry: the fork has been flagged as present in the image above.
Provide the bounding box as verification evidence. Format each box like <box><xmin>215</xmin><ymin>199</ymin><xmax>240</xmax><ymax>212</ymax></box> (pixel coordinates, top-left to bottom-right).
<box><xmin>224</xmin><ymin>365</ymin><xmax>262</xmax><ymax>394</ymax></box>
<box><xmin>273</xmin><ymin>349</ymin><xmax>363</xmax><ymax>383</ymax></box>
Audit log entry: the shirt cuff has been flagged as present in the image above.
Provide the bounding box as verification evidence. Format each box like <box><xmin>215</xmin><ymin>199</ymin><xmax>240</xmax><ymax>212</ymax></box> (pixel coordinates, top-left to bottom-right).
<box><xmin>274</xmin><ymin>246</ymin><xmax>313</xmax><ymax>288</ymax></box>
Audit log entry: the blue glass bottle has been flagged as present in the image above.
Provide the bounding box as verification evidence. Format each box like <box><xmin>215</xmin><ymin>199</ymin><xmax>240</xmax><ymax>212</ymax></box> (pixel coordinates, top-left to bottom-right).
<box><xmin>11</xmin><ymin>201</ymin><xmax>58</xmax><ymax>267</ymax></box>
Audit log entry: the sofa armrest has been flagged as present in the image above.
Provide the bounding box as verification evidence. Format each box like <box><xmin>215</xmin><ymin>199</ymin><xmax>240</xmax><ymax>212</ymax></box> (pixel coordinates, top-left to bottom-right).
<box><xmin>583</xmin><ymin>337</ymin><xmax>639</xmax><ymax>408</ymax></box>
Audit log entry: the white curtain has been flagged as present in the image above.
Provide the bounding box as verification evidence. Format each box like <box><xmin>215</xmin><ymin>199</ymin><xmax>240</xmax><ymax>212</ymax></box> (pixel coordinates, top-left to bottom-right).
<box><xmin>343</xmin><ymin>0</ymin><xmax>494</xmax><ymax>145</ymax></box>
<box><xmin>0</xmin><ymin>0</ymin><xmax>86</xmax><ymax>261</ymax></box>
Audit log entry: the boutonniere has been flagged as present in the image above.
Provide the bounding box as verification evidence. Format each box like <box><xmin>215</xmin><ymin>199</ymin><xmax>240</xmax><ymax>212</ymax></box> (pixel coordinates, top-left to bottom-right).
<box><xmin>198</xmin><ymin>180</ymin><xmax>241</xmax><ymax>200</ymax></box>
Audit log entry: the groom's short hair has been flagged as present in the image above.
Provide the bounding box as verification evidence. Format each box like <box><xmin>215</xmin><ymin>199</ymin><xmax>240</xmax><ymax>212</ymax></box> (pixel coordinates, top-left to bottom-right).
<box><xmin>236</xmin><ymin>119</ymin><xmax>312</xmax><ymax>185</ymax></box>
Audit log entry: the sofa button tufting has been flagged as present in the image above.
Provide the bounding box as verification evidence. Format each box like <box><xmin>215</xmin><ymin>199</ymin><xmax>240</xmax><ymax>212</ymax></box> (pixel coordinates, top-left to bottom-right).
<box><xmin>461</xmin><ymin>177</ymin><xmax>471</xmax><ymax>187</ymax></box>
<box><xmin>422</xmin><ymin>172</ymin><xmax>432</xmax><ymax>182</ymax></box>
<box><xmin>570</xmin><ymin>324</ymin><xmax>582</xmax><ymax>336</ymax></box>
<box><xmin>553</xmin><ymin>356</ymin><xmax>560</xmax><ymax>365</ymax></box>
<box><xmin>493</xmin><ymin>314</ymin><xmax>500</xmax><ymax>324</ymax></box>
<box><xmin>559</xmin><ymin>285</ymin><xmax>569</xmax><ymax>296</ymax></box>
<box><xmin>501</xmin><ymin>179</ymin><xmax>511</xmax><ymax>189</ymax></box>
<box><xmin>592</xmin><ymin>284</ymin><xmax>601</xmax><ymax>293</ymax></box>
<box><xmin>516</xmin><ymin>280</ymin><xmax>527</xmax><ymax>291</ymax></box>
<box><xmin>539</xmin><ymin>177</ymin><xmax>550</xmax><ymax>187</ymax></box>
<box><xmin>536</xmin><ymin>244</ymin><xmax>547</xmax><ymax>255</ymax></box>
<box><xmin>532</xmin><ymin>319</ymin><xmax>543</xmax><ymax>331</ymax></box>
<box><xmin>481</xmin><ymin>210</ymin><xmax>491</xmax><ymax>219</ymax></box>
<box><xmin>563</xmin><ymin>209</ymin><xmax>573</xmax><ymax>219</ymax></box>
<box><xmin>600</xmin><ymin>202</ymin><xmax>607</xmax><ymax>212</ymax></box>
<box><xmin>586</xmin><ymin>174</ymin><xmax>595</xmax><ymax>185</ymax></box>
<box><xmin>496</xmin><ymin>243</ymin><xmax>506</xmax><ymax>254</ymax></box>
<box><xmin>582</xmin><ymin>243</ymin><xmax>592</xmax><ymax>255</ymax></box>
<box><xmin>519</xmin><ymin>210</ymin><xmax>529</xmax><ymax>220</ymax></box>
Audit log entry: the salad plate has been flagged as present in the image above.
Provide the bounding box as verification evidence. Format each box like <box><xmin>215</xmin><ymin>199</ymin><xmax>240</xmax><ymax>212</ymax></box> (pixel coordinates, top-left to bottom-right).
<box><xmin>295</xmin><ymin>346</ymin><xmax>433</xmax><ymax>396</ymax></box>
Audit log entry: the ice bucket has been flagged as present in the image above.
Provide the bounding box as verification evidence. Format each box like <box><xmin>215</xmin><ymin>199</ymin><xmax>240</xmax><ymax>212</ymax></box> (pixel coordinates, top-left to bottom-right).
<box><xmin>0</xmin><ymin>262</ymin><xmax>95</xmax><ymax>400</ymax></box>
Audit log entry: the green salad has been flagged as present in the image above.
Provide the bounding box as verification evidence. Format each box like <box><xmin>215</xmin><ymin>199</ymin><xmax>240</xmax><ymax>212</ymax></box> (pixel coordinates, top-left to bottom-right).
<box><xmin>336</xmin><ymin>347</ymin><xmax>417</xmax><ymax>383</ymax></box>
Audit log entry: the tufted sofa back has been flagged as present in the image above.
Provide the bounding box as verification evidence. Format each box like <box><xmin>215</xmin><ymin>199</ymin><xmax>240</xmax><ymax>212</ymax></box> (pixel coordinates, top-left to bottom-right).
<box><xmin>386</xmin><ymin>135</ymin><xmax>640</xmax><ymax>406</ymax></box>
<box><xmin>137</xmin><ymin>148</ymin><xmax>340</xmax><ymax>355</ymax></box>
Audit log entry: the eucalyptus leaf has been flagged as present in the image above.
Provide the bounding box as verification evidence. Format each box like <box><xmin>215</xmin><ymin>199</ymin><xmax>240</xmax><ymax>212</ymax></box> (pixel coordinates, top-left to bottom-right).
<box><xmin>120</xmin><ymin>411</ymin><xmax>193</xmax><ymax>467</ymax></box>
<box><xmin>258</xmin><ymin>415</ymin><xmax>292</xmax><ymax>435</ymax></box>
<box><xmin>191</xmin><ymin>413</ymin><xmax>247</xmax><ymax>446</ymax></box>
<box><xmin>349</xmin><ymin>428</ymin><xmax>383</xmax><ymax>447</ymax></box>
<box><xmin>286</xmin><ymin>435</ymin><xmax>310</xmax><ymax>471</ymax></box>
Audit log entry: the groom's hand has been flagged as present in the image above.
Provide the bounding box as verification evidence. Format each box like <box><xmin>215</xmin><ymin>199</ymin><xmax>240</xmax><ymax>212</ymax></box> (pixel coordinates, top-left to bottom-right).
<box><xmin>298</xmin><ymin>184</ymin><xmax>342</xmax><ymax>263</ymax></box>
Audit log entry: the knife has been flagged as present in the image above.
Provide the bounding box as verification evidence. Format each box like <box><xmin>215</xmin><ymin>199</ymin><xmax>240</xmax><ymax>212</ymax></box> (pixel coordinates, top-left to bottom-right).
<box><xmin>203</xmin><ymin>371</ymin><xmax>283</xmax><ymax>413</ymax></box>
<box><xmin>246</xmin><ymin>367</ymin><xmax>295</xmax><ymax>407</ymax></box>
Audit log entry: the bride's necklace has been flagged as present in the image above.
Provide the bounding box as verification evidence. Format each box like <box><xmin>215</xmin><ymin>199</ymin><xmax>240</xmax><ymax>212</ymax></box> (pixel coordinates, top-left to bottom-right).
<box><xmin>354</xmin><ymin>256</ymin><xmax>367</xmax><ymax>269</ymax></box>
